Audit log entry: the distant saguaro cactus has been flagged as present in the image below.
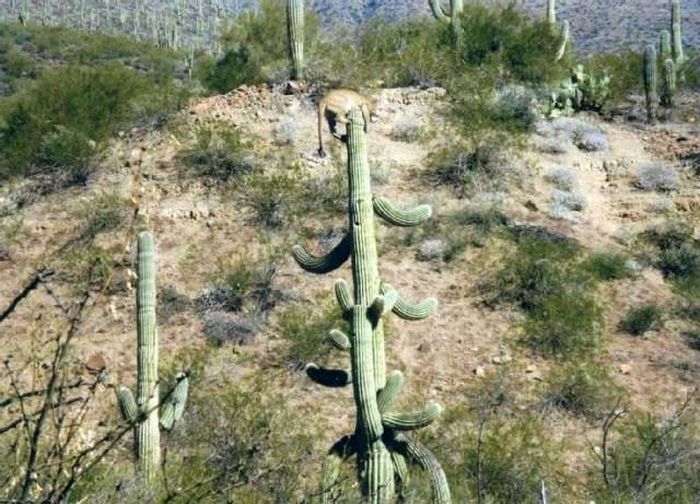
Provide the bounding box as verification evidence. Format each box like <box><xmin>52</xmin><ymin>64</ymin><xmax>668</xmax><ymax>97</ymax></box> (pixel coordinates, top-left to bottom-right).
<box><xmin>643</xmin><ymin>45</ymin><xmax>658</xmax><ymax>123</ymax></box>
<box><xmin>429</xmin><ymin>0</ymin><xmax>463</xmax><ymax>45</ymax></box>
<box><xmin>118</xmin><ymin>232</ymin><xmax>189</xmax><ymax>481</ymax></box>
<box><xmin>661</xmin><ymin>58</ymin><xmax>677</xmax><ymax>107</ymax></box>
<box><xmin>286</xmin><ymin>0</ymin><xmax>304</xmax><ymax>80</ymax></box>
<box><xmin>547</xmin><ymin>0</ymin><xmax>556</xmax><ymax>24</ymax></box>
<box><xmin>294</xmin><ymin>108</ymin><xmax>450</xmax><ymax>503</ymax></box>
<box><xmin>671</xmin><ymin>0</ymin><xmax>684</xmax><ymax>64</ymax></box>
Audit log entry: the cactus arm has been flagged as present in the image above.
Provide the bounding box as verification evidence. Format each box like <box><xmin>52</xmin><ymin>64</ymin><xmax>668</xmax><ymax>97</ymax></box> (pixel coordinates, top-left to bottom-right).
<box><xmin>381</xmin><ymin>283</ymin><xmax>438</xmax><ymax>321</ymax></box>
<box><xmin>377</xmin><ymin>370</ymin><xmax>405</xmax><ymax>413</ymax></box>
<box><xmin>373</xmin><ymin>196</ymin><xmax>432</xmax><ymax>227</ymax></box>
<box><xmin>672</xmin><ymin>0</ymin><xmax>684</xmax><ymax>64</ymax></box>
<box><xmin>286</xmin><ymin>0</ymin><xmax>304</xmax><ymax>80</ymax></box>
<box><xmin>428</xmin><ymin>0</ymin><xmax>450</xmax><ymax>24</ymax></box>
<box><xmin>329</xmin><ymin>329</ymin><xmax>351</xmax><ymax>351</ymax></box>
<box><xmin>334</xmin><ymin>279</ymin><xmax>353</xmax><ymax>314</ymax></box>
<box><xmin>117</xmin><ymin>387</ymin><xmax>137</xmax><ymax>423</ymax></box>
<box><xmin>321</xmin><ymin>435</ymin><xmax>357</xmax><ymax>503</ymax></box>
<box><xmin>382</xmin><ymin>403</ymin><xmax>442</xmax><ymax>431</ymax></box>
<box><xmin>393</xmin><ymin>433</ymin><xmax>451</xmax><ymax>503</ymax></box>
<box><xmin>556</xmin><ymin>20</ymin><xmax>570</xmax><ymax>61</ymax></box>
<box><xmin>547</xmin><ymin>0</ymin><xmax>556</xmax><ymax>24</ymax></box>
<box><xmin>292</xmin><ymin>234</ymin><xmax>351</xmax><ymax>274</ymax></box>
<box><xmin>306</xmin><ymin>364</ymin><xmax>352</xmax><ymax>387</ymax></box>
<box><xmin>135</xmin><ymin>231</ymin><xmax>160</xmax><ymax>480</ymax></box>
<box><xmin>160</xmin><ymin>373</ymin><xmax>189</xmax><ymax>431</ymax></box>
<box><xmin>661</xmin><ymin>59</ymin><xmax>677</xmax><ymax>107</ymax></box>
<box><xmin>659</xmin><ymin>30</ymin><xmax>672</xmax><ymax>61</ymax></box>
<box><xmin>368</xmin><ymin>291</ymin><xmax>398</xmax><ymax>325</ymax></box>
<box><xmin>391</xmin><ymin>450</ymin><xmax>410</xmax><ymax>485</ymax></box>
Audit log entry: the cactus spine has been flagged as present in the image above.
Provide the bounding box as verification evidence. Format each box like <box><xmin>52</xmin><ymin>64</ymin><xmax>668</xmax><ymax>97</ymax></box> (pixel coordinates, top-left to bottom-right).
<box><xmin>547</xmin><ymin>0</ymin><xmax>556</xmax><ymax>24</ymax></box>
<box><xmin>661</xmin><ymin>58</ymin><xmax>677</xmax><ymax>107</ymax></box>
<box><xmin>428</xmin><ymin>0</ymin><xmax>463</xmax><ymax>45</ymax></box>
<box><xmin>118</xmin><ymin>232</ymin><xmax>189</xmax><ymax>481</ymax></box>
<box><xmin>643</xmin><ymin>44</ymin><xmax>658</xmax><ymax>123</ymax></box>
<box><xmin>671</xmin><ymin>0</ymin><xmax>684</xmax><ymax>64</ymax></box>
<box><xmin>294</xmin><ymin>109</ymin><xmax>450</xmax><ymax>503</ymax></box>
<box><xmin>286</xmin><ymin>0</ymin><xmax>305</xmax><ymax>80</ymax></box>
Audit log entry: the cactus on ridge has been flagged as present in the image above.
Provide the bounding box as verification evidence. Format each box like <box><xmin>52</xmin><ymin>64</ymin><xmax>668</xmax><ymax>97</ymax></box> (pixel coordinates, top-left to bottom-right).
<box><xmin>286</xmin><ymin>0</ymin><xmax>305</xmax><ymax>80</ymax></box>
<box><xmin>293</xmin><ymin>108</ymin><xmax>450</xmax><ymax>502</ymax></box>
<box><xmin>643</xmin><ymin>44</ymin><xmax>658</xmax><ymax>123</ymax></box>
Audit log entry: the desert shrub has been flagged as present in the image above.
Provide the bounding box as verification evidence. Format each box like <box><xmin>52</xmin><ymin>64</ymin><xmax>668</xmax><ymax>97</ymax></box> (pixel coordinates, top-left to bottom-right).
<box><xmin>492</xmin><ymin>230</ymin><xmax>604</xmax><ymax>358</ymax></box>
<box><xmin>157</xmin><ymin>285</ymin><xmax>192</xmax><ymax>323</ymax></box>
<box><xmin>550</xmin><ymin>189</ymin><xmax>587</xmax><ymax>219</ymax></box>
<box><xmin>391</xmin><ymin>115</ymin><xmax>424</xmax><ymax>143</ymax></box>
<box><xmin>62</xmin><ymin>244</ymin><xmax>117</xmax><ymax>292</ymax></box>
<box><xmin>635</xmin><ymin>163</ymin><xmax>679</xmax><ymax>192</ymax></box>
<box><xmin>574</xmin><ymin>131</ymin><xmax>608</xmax><ymax>152</ymax></box>
<box><xmin>583</xmin><ymin>252</ymin><xmax>634</xmax><ymax>281</ymax></box>
<box><xmin>427</xmin><ymin>136</ymin><xmax>511</xmax><ymax>198</ymax></box>
<box><xmin>241</xmin><ymin>167</ymin><xmax>305</xmax><ymax>228</ymax></box>
<box><xmin>620</xmin><ymin>304</ymin><xmax>663</xmax><ymax>336</ymax></box>
<box><xmin>546</xmin><ymin>167</ymin><xmax>578</xmax><ymax>191</ymax></box>
<box><xmin>417</xmin><ymin>238</ymin><xmax>448</xmax><ymax>262</ymax></box>
<box><xmin>179</xmin><ymin>120</ymin><xmax>253</xmax><ymax>182</ymax></box>
<box><xmin>543</xmin><ymin>362</ymin><xmax>623</xmax><ymax>419</ymax></box>
<box><xmin>273</xmin><ymin>115</ymin><xmax>298</xmax><ymax>145</ymax></box>
<box><xmin>0</xmin><ymin>63</ymin><xmax>183</xmax><ymax>180</ymax></box>
<box><xmin>582</xmin><ymin>51</ymin><xmax>643</xmax><ymax>105</ymax></box>
<box><xmin>75</xmin><ymin>192</ymin><xmax>130</xmax><ymax>243</ymax></box>
<box><xmin>590</xmin><ymin>403</ymin><xmax>700</xmax><ymax>503</ymax></box>
<box><xmin>276</xmin><ymin>299</ymin><xmax>346</xmax><ymax>365</ymax></box>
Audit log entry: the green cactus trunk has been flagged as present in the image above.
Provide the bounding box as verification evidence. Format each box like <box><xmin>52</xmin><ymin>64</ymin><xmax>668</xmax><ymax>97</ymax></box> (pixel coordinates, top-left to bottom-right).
<box><xmin>643</xmin><ymin>44</ymin><xmax>658</xmax><ymax>123</ymax></box>
<box><xmin>671</xmin><ymin>0</ymin><xmax>684</xmax><ymax>64</ymax></box>
<box><xmin>286</xmin><ymin>0</ymin><xmax>304</xmax><ymax>80</ymax></box>
<box><xmin>547</xmin><ymin>0</ymin><xmax>556</xmax><ymax>24</ymax></box>
<box><xmin>661</xmin><ymin>58</ymin><xmax>677</xmax><ymax>107</ymax></box>
<box><xmin>293</xmin><ymin>108</ymin><xmax>450</xmax><ymax>503</ymax></box>
<box><xmin>659</xmin><ymin>30</ymin><xmax>672</xmax><ymax>62</ymax></box>
<box><xmin>556</xmin><ymin>20</ymin><xmax>569</xmax><ymax>61</ymax></box>
<box><xmin>428</xmin><ymin>0</ymin><xmax>463</xmax><ymax>45</ymax></box>
<box><xmin>134</xmin><ymin>231</ymin><xmax>161</xmax><ymax>480</ymax></box>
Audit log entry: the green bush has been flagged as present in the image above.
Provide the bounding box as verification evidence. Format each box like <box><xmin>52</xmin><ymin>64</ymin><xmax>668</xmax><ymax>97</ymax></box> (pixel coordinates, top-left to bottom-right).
<box><xmin>620</xmin><ymin>304</ymin><xmax>663</xmax><ymax>336</ymax></box>
<box><xmin>543</xmin><ymin>362</ymin><xmax>623</xmax><ymax>419</ymax></box>
<box><xmin>583</xmin><ymin>252</ymin><xmax>634</xmax><ymax>281</ymax></box>
<box><xmin>0</xmin><ymin>63</ymin><xmax>183</xmax><ymax>180</ymax></box>
<box><xmin>581</xmin><ymin>51</ymin><xmax>643</xmax><ymax>106</ymax></box>
<box><xmin>179</xmin><ymin>120</ymin><xmax>253</xmax><ymax>182</ymax></box>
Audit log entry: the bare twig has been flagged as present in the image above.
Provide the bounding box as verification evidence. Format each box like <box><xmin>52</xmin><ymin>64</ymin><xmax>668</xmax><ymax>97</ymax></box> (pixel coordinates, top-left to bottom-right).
<box><xmin>0</xmin><ymin>268</ymin><xmax>54</xmax><ymax>324</ymax></box>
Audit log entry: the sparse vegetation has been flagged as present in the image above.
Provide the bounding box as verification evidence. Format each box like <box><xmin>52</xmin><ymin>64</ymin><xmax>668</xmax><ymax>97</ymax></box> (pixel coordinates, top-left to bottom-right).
<box><xmin>620</xmin><ymin>304</ymin><xmax>663</xmax><ymax>336</ymax></box>
<box><xmin>583</xmin><ymin>252</ymin><xmax>635</xmax><ymax>281</ymax></box>
<box><xmin>635</xmin><ymin>163</ymin><xmax>680</xmax><ymax>192</ymax></box>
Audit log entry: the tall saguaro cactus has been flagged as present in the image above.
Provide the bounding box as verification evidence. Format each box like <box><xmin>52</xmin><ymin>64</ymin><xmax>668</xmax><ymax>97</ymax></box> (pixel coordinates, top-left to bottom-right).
<box><xmin>286</xmin><ymin>0</ymin><xmax>304</xmax><ymax>80</ymax></box>
<box><xmin>671</xmin><ymin>0</ymin><xmax>684</xmax><ymax>64</ymax></box>
<box><xmin>293</xmin><ymin>109</ymin><xmax>450</xmax><ymax>503</ymax></box>
<box><xmin>643</xmin><ymin>45</ymin><xmax>658</xmax><ymax>123</ymax></box>
<box><xmin>118</xmin><ymin>232</ymin><xmax>189</xmax><ymax>481</ymax></box>
<box><xmin>661</xmin><ymin>58</ymin><xmax>677</xmax><ymax>107</ymax></box>
<box><xmin>429</xmin><ymin>0</ymin><xmax>463</xmax><ymax>45</ymax></box>
<box><xmin>659</xmin><ymin>30</ymin><xmax>672</xmax><ymax>62</ymax></box>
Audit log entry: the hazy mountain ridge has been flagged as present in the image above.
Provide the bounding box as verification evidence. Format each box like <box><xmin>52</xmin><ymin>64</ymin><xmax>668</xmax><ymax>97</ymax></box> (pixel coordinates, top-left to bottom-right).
<box><xmin>0</xmin><ymin>0</ymin><xmax>698</xmax><ymax>53</ymax></box>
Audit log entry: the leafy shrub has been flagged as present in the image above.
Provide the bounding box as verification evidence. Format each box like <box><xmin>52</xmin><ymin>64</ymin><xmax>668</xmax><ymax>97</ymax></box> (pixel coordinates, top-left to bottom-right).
<box><xmin>179</xmin><ymin>120</ymin><xmax>253</xmax><ymax>182</ymax></box>
<box><xmin>634</xmin><ymin>163</ymin><xmax>680</xmax><ymax>192</ymax></box>
<box><xmin>241</xmin><ymin>167</ymin><xmax>305</xmax><ymax>228</ymax></box>
<box><xmin>583</xmin><ymin>252</ymin><xmax>634</xmax><ymax>281</ymax></box>
<box><xmin>543</xmin><ymin>362</ymin><xmax>623</xmax><ymax>419</ymax></box>
<box><xmin>75</xmin><ymin>192</ymin><xmax>130</xmax><ymax>243</ymax></box>
<box><xmin>620</xmin><ymin>304</ymin><xmax>663</xmax><ymax>336</ymax></box>
<box><xmin>0</xmin><ymin>63</ymin><xmax>183</xmax><ymax>180</ymax></box>
<box><xmin>582</xmin><ymin>51</ymin><xmax>643</xmax><ymax>106</ymax></box>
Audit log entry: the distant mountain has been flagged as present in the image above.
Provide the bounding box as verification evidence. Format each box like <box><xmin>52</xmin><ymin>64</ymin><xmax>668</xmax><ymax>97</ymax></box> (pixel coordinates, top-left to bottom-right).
<box><xmin>0</xmin><ymin>0</ymin><xmax>697</xmax><ymax>53</ymax></box>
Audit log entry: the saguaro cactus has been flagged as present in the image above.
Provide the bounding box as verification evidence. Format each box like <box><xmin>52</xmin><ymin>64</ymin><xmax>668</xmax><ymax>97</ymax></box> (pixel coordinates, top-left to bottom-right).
<box><xmin>643</xmin><ymin>44</ymin><xmax>658</xmax><ymax>123</ymax></box>
<box><xmin>118</xmin><ymin>232</ymin><xmax>189</xmax><ymax>481</ymax></box>
<box><xmin>293</xmin><ymin>108</ymin><xmax>450</xmax><ymax>503</ymax></box>
<box><xmin>661</xmin><ymin>58</ymin><xmax>677</xmax><ymax>107</ymax></box>
<box><xmin>671</xmin><ymin>0</ymin><xmax>684</xmax><ymax>64</ymax></box>
<box><xmin>659</xmin><ymin>30</ymin><xmax>672</xmax><ymax>62</ymax></box>
<box><xmin>556</xmin><ymin>20</ymin><xmax>570</xmax><ymax>61</ymax></box>
<box><xmin>286</xmin><ymin>0</ymin><xmax>304</xmax><ymax>80</ymax></box>
<box><xmin>429</xmin><ymin>0</ymin><xmax>463</xmax><ymax>44</ymax></box>
<box><xmin>547</xmin><ymin>0</ymin><xmax>556</xmax><ymax>24</ymax></box>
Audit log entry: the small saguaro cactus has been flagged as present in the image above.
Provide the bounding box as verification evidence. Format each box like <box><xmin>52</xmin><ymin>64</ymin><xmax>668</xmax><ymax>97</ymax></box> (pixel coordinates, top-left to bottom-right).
<box><xmin>286</xmin><ymin>0</ymin><xmax>304</xmax><ymax>80</ymax></box>
<box><xmin>547</xmin><ymin>0</ymin><xmax>556</xmax><ymax>24</ymax></box>
<box><xmin>661</xmin><ymin>58</ymin><xmax>677</xmax><ymax>107</ymax></box>
<box><xmin>643</xmin><ymin>44</ymin><xmax>658</xmax><ymax>123</ymax></box>
<box><xmin>671</xmin><ymin>0</ymin><xmax>684</xmax><ymax>64</ymax></box>
<box><xmin>293</xmin><ymin>108</ymin><xmax>450</xmax><ymax>503</ymax></box>
<box><xmin>118</xmin><ymin>232</ymin><xmax>190</xmax><ymax>481</ymax></box>
<box><xmin>556</xmin><ymin>20</ymin><xmax>570</xmax><ymax>61</ymax></box>
<box><xmin>429</xmin><ymin>0</ymin><xmax>463</xmax><ymax>45</ymax></box>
